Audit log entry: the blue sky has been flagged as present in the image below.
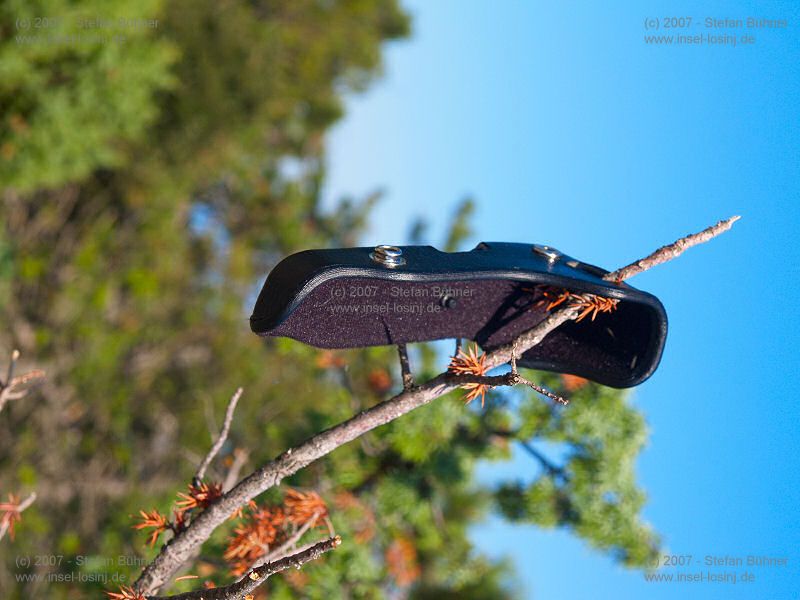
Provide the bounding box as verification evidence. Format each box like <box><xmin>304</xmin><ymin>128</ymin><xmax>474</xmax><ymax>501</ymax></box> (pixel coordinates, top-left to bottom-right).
<box><xmin>322</xmin><ymin>1</ymin><xmax>800</xmax><ymax>598</ymax></box>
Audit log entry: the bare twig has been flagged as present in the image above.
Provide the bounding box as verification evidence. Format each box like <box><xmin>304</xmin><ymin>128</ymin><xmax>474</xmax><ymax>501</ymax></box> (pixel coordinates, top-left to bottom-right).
<box><xmin>324</xmin><ymin>515</ymin><xmax>336</xmax><ymax>538</ymax></box>
<box><xmin>512</xmin><ymin>376</ymin><xmax>569</xmax><ymax>405</ymax></box>
<box><xmin>195</xmin><ymin>388</ymin><xmax>243</xmax><ymax>484</ymax></box>
<box><xmin>16</xmin><ymin>492</ymin><xmax>36</xmax><ymax>513</ymax></box>
<box><xmin>446</xmin><ymin>371</ymin><xmax>568</xmax><ymax>406</ymax></box>
<box><xmin>167</xmin><ymin>390</ymin><xmax>245</xmax><ymax>587</ymax></box>
<box><xmin>149</xmin><ymin>536</ymin><xmax>341</xmax><ymax>600</ymax></box>
<box><xmin>133</xmin><ymin>217</ymin><xmax>737</xmax><ymax>595</ymax></box>
<box><xmin>396</xmin><ymin>344</ymin><xmax>414</xmax><ymax>390</ymax></box>
<box><xmin>604</xmin><ymin>216</ymin><xmax>740</xmax><ymax>283</ymax></box>
<box><xmin>507</xmin><ymin>341</ymin><xmax>567</xmax><ymax>404</ymax></box>
<box><xmin>0</xmin><ymin>350</ymin><xmax>45</xmax><ymax>413</ymax></box>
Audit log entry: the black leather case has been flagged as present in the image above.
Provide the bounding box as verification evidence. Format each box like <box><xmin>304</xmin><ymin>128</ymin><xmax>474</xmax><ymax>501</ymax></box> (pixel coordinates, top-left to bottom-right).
<box><xmin>250</xmin><ymin>243</ymin><xmax>668</xmax><ymax>388</ymax></box>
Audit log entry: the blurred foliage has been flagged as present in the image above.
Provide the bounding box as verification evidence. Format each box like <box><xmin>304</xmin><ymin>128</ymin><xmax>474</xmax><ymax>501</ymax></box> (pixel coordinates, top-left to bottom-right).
<box><xmin>494</xmin><ymin>374</ymin><xmax>659</xmax><ymax>566</ymax></box>
<box><xmin>0</xmin><ymin>1</ymin><xmax>658</xmax><ymax>598</ymax></box>
<box><xmin>0</xmin><ymin>0</ymin><xmax>177</xmax><ymax>191</ymax></box>
<box><xmin>443</xmin><ymin>198</ymin><xmax>475</xmax><ymax>252</ymax></box>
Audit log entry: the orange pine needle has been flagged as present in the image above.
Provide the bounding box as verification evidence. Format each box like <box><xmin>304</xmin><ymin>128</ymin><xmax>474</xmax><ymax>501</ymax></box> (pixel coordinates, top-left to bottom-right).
<box><xmin>105</xmin><ymin>585</ymin><xmax>146</xmax><ymax>600</ymax></box>
<box><xmin>132</xmin><ymin>509</ymin><xmax>169</xmax><ymax>547</ymax></box>
<box><xmin>284</xmin><ymin>489</ymin><xmax>328</xmax><ymax>527</ymax></box>
<box><xmin>175</xmin><ymin>481</ymin><xmax>223</xmax><ymax>517</ymax></box>
<box><xmin>448</xmin><ymin>344</ymin><xmax>490</xmax><ymax>407</ymax></box>
<box><xmin>532</xmin><ymin>286</ymin><xmax>619</xmax><ymax>323</ymax></box>
<box><xmin>224</xmin><ymin>505</ymin><xmax>285</xmax><ymax>575</ymax></box>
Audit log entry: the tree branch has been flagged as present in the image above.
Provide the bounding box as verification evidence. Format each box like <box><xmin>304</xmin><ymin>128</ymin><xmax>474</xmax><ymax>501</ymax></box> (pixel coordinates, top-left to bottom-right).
<box><xmin>133</xmin><ymin>216</ymin><xmax>738</xmax><ymax>594</ymax></box>
<box><xmin>195</xmin><ymin>388</ymin><xmax>243</xmax><ymax>484</ymax></box>
<box><xmin>149</xmin><ymin>536</ymin><xmax>341</xmax><ymax>600</ymax></box>
<box><xmin>604</xmin><ymin>215</ymin><xmax>740</xmax><ymax>283</ymax></box>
